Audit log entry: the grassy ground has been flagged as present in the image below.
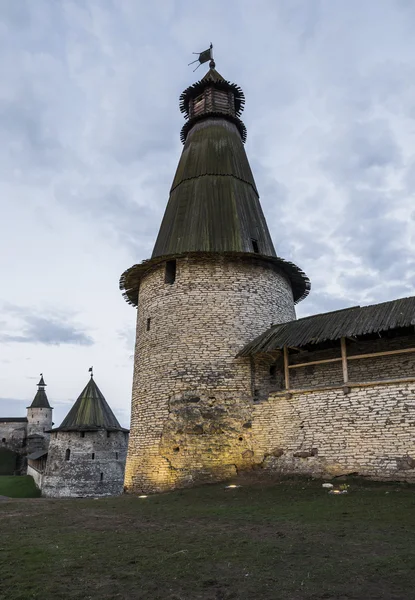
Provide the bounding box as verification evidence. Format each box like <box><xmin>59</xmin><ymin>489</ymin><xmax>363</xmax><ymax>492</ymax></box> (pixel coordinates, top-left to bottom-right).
<box><xmin>0</xmin><ymin>475</ymin><xmax>40</xmax><ymax>498</ymax></box>
<box><xmin>1</xmin><ymin>477</ymin><xmax>415</xmax><ymax>600</ymax></box>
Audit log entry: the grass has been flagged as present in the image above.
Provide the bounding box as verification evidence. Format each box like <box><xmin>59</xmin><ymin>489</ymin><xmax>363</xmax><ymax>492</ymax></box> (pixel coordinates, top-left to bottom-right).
<box><xmin>0</xmin><ymin>475</ymin><xmax>41</xmax><ymax>498</ymax></box>
<box><xmin>1</xmin><ymin>477</ymin><xmax>415</xmax><ymax>599</ymax></box>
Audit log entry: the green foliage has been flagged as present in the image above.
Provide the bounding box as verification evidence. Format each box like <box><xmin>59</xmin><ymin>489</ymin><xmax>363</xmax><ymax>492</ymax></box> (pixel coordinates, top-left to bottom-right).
<box><xmin>0</xmin><ymin>448</ymin><xmax>17</xmax><ymax>475</ymax></box>
<box><xmin>0</xmin><ymin>475</ymin><xmax>40</xmax><ymax>498</ymax></box>
<box><xmin>0</xmin><ymin>478</ymin><xmax>414</xmax><ymax>599</ymax></box>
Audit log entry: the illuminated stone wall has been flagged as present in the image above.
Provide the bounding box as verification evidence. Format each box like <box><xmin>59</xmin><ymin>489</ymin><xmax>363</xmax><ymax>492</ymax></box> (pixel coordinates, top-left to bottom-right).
<box><xmin>248</xmin><ymin>334</ymin><xmax>415</xmax><ymax>481</ymax></box>
<box><xmin>252</xmin><ymin>361</ymin><xmax>415</xmax><ymax>481</ymax></box>
<box><xmin>42</xmin><ymin>429</ymin><xmax>128</xmax><ymax>497</ymax></box>
<box><xmin>124</xmin><ymin>255</ymin><xmax>296</xmax><ymax>493</ymax></box>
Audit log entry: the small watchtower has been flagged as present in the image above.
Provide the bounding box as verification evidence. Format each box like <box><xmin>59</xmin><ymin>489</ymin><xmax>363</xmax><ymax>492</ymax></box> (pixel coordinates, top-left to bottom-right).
<box><xmin>42</xmin><ymin>371</ymin><xmax>129</xmax><ymax>498</ymax></box>
<box><xmin>26</xmin><ymin>375</ymin><xmax>53</xmax><ymax>452</ymax></box>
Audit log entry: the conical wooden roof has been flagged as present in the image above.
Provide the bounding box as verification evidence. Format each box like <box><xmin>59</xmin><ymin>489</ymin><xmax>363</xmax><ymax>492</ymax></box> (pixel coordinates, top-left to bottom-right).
<box><xmin>152</xmin><ymin>118</ymin><xmax>276</xmax><ymax>257</ymax></box>
<box><xmin>28</xmin><ymin>375</ymin><xmax>51</xmax><ymax>409</ymax></box>
<box><xmin>54</xmin><ymin>376</ymin><xmax>127</xmax><ymax>432</ymax></box>
<box><xmin>119</xmin><ymin>65</ymin><xmax>310</xmax><ymax>306</ymax></box>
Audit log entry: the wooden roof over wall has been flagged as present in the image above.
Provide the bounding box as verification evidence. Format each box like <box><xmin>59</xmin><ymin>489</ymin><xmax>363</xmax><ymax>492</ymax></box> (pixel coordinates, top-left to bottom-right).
<box><xmin>239</xmin><ymin>296</ymin><xmax>415</xmax><ymax>355</ymax></box>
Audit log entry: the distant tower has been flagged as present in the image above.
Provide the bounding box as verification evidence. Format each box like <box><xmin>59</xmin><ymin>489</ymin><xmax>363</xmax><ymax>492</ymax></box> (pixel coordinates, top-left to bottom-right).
<box><xmin>42</xmin><ymin>372</ymin><xmax>129</xmax><ymax>498</ymax></box>
<box><xmin>120</xmin><ymin>60</ymin><xmax>309</xmax><ymax>493</ymax></box>
<box><xmin>26</xmin><ymin>375</ymin><xmax>53</xmax><ymax>443</ymax></box>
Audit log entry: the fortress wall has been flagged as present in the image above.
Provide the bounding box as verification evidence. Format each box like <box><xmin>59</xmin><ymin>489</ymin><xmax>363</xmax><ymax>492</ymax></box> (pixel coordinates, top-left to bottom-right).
<box><xmin>0</xmin><ymin>421</ymin><xmax>26</xmax><ymax>451</ymax></box>
<box><xmin>251</xmin><ymin>335</ymin><xmax>415</xmax><ymax>396</ymax></box>
<box><xmin>124</xmin><ymin>255</ymin><xmax>296</xmax><ymax>493</ymax></box>
<box><xmin>289</xmin><ymin>335</ymin><xmax>415</xmax><ymax>390</ymax></box>
<box><xmin>253</xmin><ymin>381</ymin><xmax>415</xmax><ymax>481</ymax></box>
<box><xmin>252</xmin><ymin>334</ymin><xmax>415</xmax><ymax>481</ymax></box>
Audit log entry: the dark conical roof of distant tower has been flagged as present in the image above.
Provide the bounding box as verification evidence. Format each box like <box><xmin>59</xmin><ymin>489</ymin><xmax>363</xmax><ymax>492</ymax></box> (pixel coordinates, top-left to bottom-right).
<box><xmin>120</xmin><ymin>62</ymin><xmax>310</xmax><ymax>306</ymax></box>
<box><xmin>52</xmin><ymin>376</ymin><xmax>128</xmax><ymax>432</ymax></box>
<box><xmin>29</xmin><ymin>375</ymin><xmax>51</xmax><ymax>409</ymax></box>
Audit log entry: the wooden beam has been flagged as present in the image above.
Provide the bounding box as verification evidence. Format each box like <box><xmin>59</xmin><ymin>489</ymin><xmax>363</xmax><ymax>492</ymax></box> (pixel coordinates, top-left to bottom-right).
<box><xmin>283</xmin><ymin>346</ymin><xmax>290</xmax><ymax>390</ymax></box>
<box><xmin>347</xmin><ymin>347</ymin><xmax>415</xmax><ymax>361</ymax></box>
<box><xmin>340</xmin><ymin>337</ymin><xmax>348</xmax><ymax>384</ymax></box>
<box><xmin>287</xmin><ymin>346</ymin><xmax>415</xmax><ymax>370</ymax></box>
<box><xmin>288</xmin><ymin>357</ymin><xmax>341</xmax><ymax>369</ymax></box>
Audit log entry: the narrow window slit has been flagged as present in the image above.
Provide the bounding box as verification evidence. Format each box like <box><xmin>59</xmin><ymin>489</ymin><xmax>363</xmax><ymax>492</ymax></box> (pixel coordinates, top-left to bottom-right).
<box><xmin>251</xmin><ymin>239</ymin><xmax>259</xmax><ymax>253</ymax></box>
<box><xmin>165</xmin><ymin>260</ymin><xmax>176</xmax><ymax>284</ymax></box>
<box><xmin>146</xmin><ymin>318</ymin><xmax>151</xmax><ymax>331</ymax></box>
<box><xmin>100</xmin><ymin>472</ymin><xmax>104</xmax><ymax>482</ymax></box>
<box><xmin>92</xmin><ymin>453</ymin><xmax>95</xmax><ymax>460</ymax></box>
<box><xmin>65</xmin><ymin>449</ymin><xmax>70</xmax><ymax>461</ymax></box>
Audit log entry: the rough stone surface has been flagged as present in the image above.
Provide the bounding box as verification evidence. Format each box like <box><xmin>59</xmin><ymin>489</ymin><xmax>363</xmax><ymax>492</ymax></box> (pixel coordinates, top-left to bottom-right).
<box><xmin>27</xmin><ymin>407</ymin><xmax>53</xmax><ymax>439</ymax></box>
<box><xmin>0</xmin><ymin>407</ymin><xmax>52</xmax><ymax>457</ymax></box>
<box><xmin>252</xmin><ymin>335</ymin><xmax>415</xmax><ymax>395</ymax></box>
<box><xmin>0</xmin><ymin>421</ymin><xmax>26</xmax><ymax>452</ymax></box>
<box><xmin>253</xmin><ymin>379</ymin><xmax>415</xmax><ymax>481</ymax></box>
<box><xmin>124</xmin><ymin>255</ymin><xmax>296</xmax><ymax>493</ymax></box>
<box><xmin>42</xmin><ymin>430</ymin><xmax>128</xmax><ymax>497</ymax></box>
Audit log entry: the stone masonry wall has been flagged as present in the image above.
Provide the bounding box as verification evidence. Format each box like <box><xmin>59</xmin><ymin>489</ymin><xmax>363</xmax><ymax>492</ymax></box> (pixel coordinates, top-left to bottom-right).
<box><xmin>252</xmin><ymin>335</ymin><xmax>415</xmax><ymax>396</ymax></box>
<box><xmin>125</xmin><ymin>255</ymin><xmax>296</xmax><ymax>493</ymax></box>
<box><xmin>42</xmin><ymin>429</ymin><xmax>128</xmax><ymax>497</ymax></box>
<box><xmin>252</xmin><ymin>381</ymin><xmax>415</xmax><ymax>481</ymax></box>
<box><xmin>0</xmin><ymin>421</ymin><xmax>27</xmax><ymax>452</ymax></box>
<box><xmin>27</xmin><ymin>407</ymin><xmax>53</xmax><ymax>439</ymax></box>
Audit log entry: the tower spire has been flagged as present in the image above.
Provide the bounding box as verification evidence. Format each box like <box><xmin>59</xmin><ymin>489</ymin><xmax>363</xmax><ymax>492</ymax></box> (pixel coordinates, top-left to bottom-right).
<box><xmin>120</xmin><ymin>65</ymin><xmax>310</xmax><ymax>306</ymax></box>
<box><xmin>28</xmin><ymin>374</ymin><xmax>51</xmax><ymax>409</ymax></box>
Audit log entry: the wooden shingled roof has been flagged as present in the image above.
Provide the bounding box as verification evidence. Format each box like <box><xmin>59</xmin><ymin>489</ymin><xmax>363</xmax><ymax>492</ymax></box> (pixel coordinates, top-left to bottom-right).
<box><xmin>239</xmin><ymin>296</ymin><xmax>415</xmax><ymax>356</ymax></box>
<box><xmin>51</xmin><ymin>376</ymin><xmax>128</xmax><ymax>432</ymax></box>
<box><xmin>152</xmin><ymin>118</ymin><xmax>274</xmax><ymax>257</ymax></box>
<box><xmin>179</xmin><ymin>67</ymin><xmax>245</xmax><ymax>119</ymax></box>
<box><xmin>120</xmin><ymin>64</ymin><xmax>310</xmax><ymax>307</ymax></box>
<box><xmin>28</xmin><ymin>376</ymin><xmax>51</xmax><ymax>409</ymax></box>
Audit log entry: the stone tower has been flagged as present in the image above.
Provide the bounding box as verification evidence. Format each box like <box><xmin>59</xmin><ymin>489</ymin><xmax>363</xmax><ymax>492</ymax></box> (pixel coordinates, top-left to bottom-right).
<box><xmin>42</xmin><ymin>373</ymin><xmax>129</xmax><ymax>498</ymax></box>
<box><xmin>26</xmin><ymin>375</ymin><xmax>53</xmax><ymax>442</ymax></box>
<box><xmin>120</xmin><ymin>60</ymin><xmax>309</xmax><ymax>493</ymax></box>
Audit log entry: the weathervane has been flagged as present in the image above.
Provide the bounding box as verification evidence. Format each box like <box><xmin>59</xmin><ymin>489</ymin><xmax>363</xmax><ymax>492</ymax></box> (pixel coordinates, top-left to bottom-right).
<box><xmin>88</xmin><ymin>366</ymin><xmax>93</xmax><ymax>377</ymax></box>
<box><xmin>188</xmin><ymin>43</ymin><xmax>215</xmax><ymax>71</ymax></box>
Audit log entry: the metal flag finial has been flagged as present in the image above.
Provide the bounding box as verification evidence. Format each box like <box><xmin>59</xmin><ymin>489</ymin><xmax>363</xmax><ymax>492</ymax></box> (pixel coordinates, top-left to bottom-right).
<box><xmin>188</xmin><ymin>43</ymin><xmax>213</xmax><ymax>72</ymax></box>
<box><xmin>88</xmin><ymin>366</ymin><xmax>93</xmax><ymax>377</ymax></box>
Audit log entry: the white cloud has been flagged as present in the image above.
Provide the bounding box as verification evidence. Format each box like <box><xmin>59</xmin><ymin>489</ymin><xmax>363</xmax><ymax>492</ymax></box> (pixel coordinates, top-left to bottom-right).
<box><xmin>0</xmin><ymin>0</ymin><xmax>414</xmax><ymax>424</ymax></box>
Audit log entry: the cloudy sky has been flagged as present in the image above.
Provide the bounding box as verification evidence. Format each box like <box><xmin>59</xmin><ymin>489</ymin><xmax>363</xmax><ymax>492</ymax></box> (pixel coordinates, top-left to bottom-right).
<box><xmin>1</xmin><ymin>0</ymin><xmax>414</xmax><ymax>426</ymax></box>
